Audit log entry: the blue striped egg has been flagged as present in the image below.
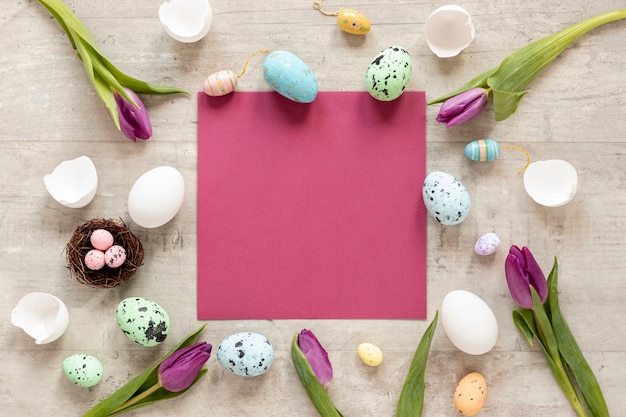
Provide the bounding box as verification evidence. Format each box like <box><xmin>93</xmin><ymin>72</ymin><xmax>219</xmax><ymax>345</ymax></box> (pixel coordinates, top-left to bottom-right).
<box><xmin>464</xmin><ymin>139</ymin><xmax>500</xmax><ymax>162</ymax></box>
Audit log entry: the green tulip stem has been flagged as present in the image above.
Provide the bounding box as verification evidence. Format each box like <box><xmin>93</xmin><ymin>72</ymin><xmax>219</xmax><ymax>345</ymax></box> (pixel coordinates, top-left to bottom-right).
<box><xmin>109</xmin><ymin>382</ymin><xmax>163</xmax><ymax>416</ymax></box>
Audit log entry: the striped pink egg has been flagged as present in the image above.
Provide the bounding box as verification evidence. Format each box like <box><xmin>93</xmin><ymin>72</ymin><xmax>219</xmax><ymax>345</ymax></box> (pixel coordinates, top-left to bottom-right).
<box><xmin>203</xmin><ymin>70</ymin><xmax>238</xmax><ymax>96</ymax></box>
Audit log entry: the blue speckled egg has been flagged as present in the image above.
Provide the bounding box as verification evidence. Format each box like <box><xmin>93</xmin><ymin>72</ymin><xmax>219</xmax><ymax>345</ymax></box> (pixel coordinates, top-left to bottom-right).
<box><xmin>422</xmin><ymin>171</ymin><xmax>471</xmax><ymax>225</ymax></box>
<box><xmin>263</xmin><ymin>50</ymin><xmax>318</xmax><ymax>103</ymax></box>
<box><xmin>365</xmin><ymin>46</ymin><xmax>412</xmax><ymax>101</ymax></box>
<box><xmin>217</xmin><ymin>332</ymin><xmax>274</xmax><ymax>377</ymax></box>
<box><xmin>464</xmin><ymin>139</ymin><xmax>500</xmax><ymax>162</ymax></box>
<box><xmin>62</xmin><ymin>354</ymin><xmax>103</xmax><ymax>387</ymax></box>
<box><xmin>116</xmin><ymin>297</ymin><xmax>170</xmax><ymax>347</ymax></box>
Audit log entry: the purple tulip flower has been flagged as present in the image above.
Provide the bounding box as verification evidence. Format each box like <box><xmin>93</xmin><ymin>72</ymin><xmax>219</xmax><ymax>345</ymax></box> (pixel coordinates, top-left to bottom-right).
<box><xmin>158</xmin><ymin>342</ymin><xmax>212</xmax><ymax>392</ymax></box>
<box><xmin>297</xmin><ymin>329</ymin><xmax>333</xmax><ymax>387</ymax></box>
<box><xmin>436</xmin><ymin>87</ymin><xmax>488</xmax><ymax>127</ymax></box>
<box><xmin>114</xmin><ymin>88</ymin><xmax>153</xmax><ymax>141</ymax></box>
<box><xmin>505</xmin><ymin>245</ymin><xmax>548</xmax><ymax>309</ymax></box>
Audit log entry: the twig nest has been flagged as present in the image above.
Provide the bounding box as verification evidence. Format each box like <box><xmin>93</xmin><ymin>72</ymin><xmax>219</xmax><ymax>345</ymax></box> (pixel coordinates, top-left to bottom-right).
<box><xmin>66</xmin><ymin>218</ymin><xmax>143</xmax><ymax>288</ymax></box>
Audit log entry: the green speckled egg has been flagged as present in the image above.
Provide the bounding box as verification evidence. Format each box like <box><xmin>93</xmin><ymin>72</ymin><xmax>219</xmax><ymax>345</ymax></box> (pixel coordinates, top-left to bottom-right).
<box><xmin>365</xmin><ymin>46</ymin><xmax>412</xmax><ymax>101</ymax></box>
<box><xmin>116</xmin><ymin>297</ymin><xmax>170</xmax><ymax>347</ymax></box>
<box><xmin>62</xmin><ymin>354</ymin><xmax>103</xmax><ymax>387</ymax></box>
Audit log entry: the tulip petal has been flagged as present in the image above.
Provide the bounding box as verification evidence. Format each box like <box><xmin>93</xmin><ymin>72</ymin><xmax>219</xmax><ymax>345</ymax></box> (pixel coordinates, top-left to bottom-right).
<box><xmin>435</xmin><ymin>88</ymin><xmax>488</xmax><ymax>127</ymax></box>
<box><xmin>158</xmin><ymin>342</ymin><xmax>212</xmax><ymax>392</ymax></box>
<box><xmin>298</xmin><ymin>329</ymin><xmax>333</xmax><ymax>387</ymax></box>
<box><xmin>521</xmin><ymin>247</ymin><xmax>548</xmax><ymax>302</ymax></box>
<box><xmin>505</xmin><ymin>253</ymin><xmax>533</xmax><ymax>308</ymax></box>
<box><xmin>114</xmin><ymin>89</ymin><xmax>153</xmax><ymax>141</ymax></box>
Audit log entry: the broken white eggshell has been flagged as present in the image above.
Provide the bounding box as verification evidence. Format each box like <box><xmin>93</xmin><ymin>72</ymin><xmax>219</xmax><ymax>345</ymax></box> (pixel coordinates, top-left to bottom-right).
<box><xmin>523</xmin><ymin>160</ymin><xmax>578</xmax><ymax>207</ymax></box>
<box><xmin>11</xmin><ymin>292</ymin><xmax>70</xmax><ymax>344</ymax></box>
<box><xmin>159</xmin><ymin>0</ymin><xmax>212</xmax><ymax>43</ymax></box>
<box><xmin>44</xmin><ymin>155</ymin><xmax>97</xmax><ymax>208</ymax></box>
<box><xmin>425</xmin><ymin>5</ymin><xmax>475</xmax><ymax>58</ymax></box>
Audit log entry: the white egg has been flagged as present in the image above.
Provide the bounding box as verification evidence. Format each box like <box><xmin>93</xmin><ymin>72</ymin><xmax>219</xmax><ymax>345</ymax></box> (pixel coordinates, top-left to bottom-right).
<box><xmin>440</xmin><ymin>290</ymin><xmax>498</xmax><ymax>355</ymax></box>
<box><xmin>11</xmin><ymin>292</ymin><xmax>70</xmax><ymax>344</ymax></box>
<box><xmin>44</xmin><ymin>155</ymin><xmax>98</xmax><ymax>208</ymax></box>
<box><xmin>422</xmin><ymin>171</ymin><xmax>471</xmax><ymax>225</ymax></box>
<box><xmin>128</xmin><ymin>166</ymin><xmax>185</xmax><ymax>228</ymax></box>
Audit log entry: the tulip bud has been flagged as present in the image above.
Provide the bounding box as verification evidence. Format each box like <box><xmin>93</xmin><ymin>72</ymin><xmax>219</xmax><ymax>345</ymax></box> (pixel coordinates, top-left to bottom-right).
<box><xmin>158</xmin><ymin>342</ymin><xmax>212</xmax><ymax>392</ymax></box>
<box><xmin>505</xmin><ymin>245</ymin><xmax>548</xmax><ymax>308</ymax></box>
<box><xmin>435</xmin><ymin>87</ymin><xmax>488</xmax><ymax>127</ymax></box>
<box><xmin>297</xmin><ymin>329</ymin><xmax>333</xmax><ymax>387</ymax></box>
<box><xmin>114</xmin><ymin>88</ymin><xmax>153</xmax><ymax>141</ymax></box>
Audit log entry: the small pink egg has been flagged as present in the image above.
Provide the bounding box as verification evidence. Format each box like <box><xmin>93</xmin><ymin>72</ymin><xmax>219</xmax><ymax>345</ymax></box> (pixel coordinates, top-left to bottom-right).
<box><xmin>104</xmin><ymin>245</ymin><xmax>126</xmax><ymax>268</ymax></box>
<box><xmin>85</xmin><ymin>249</ymin><xmax>105</xmax><ymax>270</ymax></box>
<box><xmin>90</xmin><ymin>229</ymin><xmax>114</xmax><ymax>251</ymax></box>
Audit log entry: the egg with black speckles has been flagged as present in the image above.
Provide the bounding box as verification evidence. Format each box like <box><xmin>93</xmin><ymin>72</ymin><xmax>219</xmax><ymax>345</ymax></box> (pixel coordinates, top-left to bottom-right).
<box><xmin>217</xmin><ymin>332</ymin><xmax>274</xmax><ymax>377</ymax></box>
<box><xmin>116</xmin><ymin>297</ymin><xmax>170</xmax><ymax>347</ymax></box>
<box><xmin>422</xmin><ymin>171</ymin><xmax>471</xmax><ymax>226</ymax></box>
<box><xmin>365</xmin><ymin>46</ymin><xmax>412</xmax><ymax>101</ymax></box>
<box><xmin>62</xmin><ymin>354</ymin><xmax>103</xmax><ymax>387</ymax></box>
<box><xmin>454</xmin><ymin>372</ymin><xmax>487</xmax><ymax>416</ymax></box>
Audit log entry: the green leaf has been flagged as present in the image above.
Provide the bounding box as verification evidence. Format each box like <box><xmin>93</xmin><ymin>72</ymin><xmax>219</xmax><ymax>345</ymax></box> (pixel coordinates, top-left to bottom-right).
<box><xmin>491</xmin><ymin>89</ymin><xmax>528</xmax><ymax>122</ymax></box>
<box><xmin>83</xmin><ymin>324</ymin><xmax>207</xmax><ymax>417</ymax></box>
<box><xmin>547</xmin><ymin>259</ymin><xmax>610</xmax><ymax>417</ymax></box>
<box><xmin>291</xmin><ymin>334</ymin><xmax>344</xmax><ymax>417</ymax></box>
<box><xmin>396</xmin><ymin>311</ymin><xmax>438</xmax><ymax>417</ymax></box>
<box><xmin>512</xmin><ymin>309</ymin><xmax>536</xmax><ymax>347</ymax></box>
<box><xmin>531</xmin><ymin>287</ymin><xmax>560</xmax><ymax>361</ymax></box>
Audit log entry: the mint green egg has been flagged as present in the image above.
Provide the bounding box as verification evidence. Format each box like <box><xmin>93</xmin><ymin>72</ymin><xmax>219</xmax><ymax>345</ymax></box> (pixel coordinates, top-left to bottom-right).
<box><xmin>62</xmin><ymin>354</ymin><xmax>103</xmax><ymax>387</ymax></box>
<box><xmin>116</xmin><ymin>297</ymin><xmax>170</xmax><ymax>347</ymax></box>
<box><xmin>365</xmin><ymin>46</ymin><xmax>412</xmax><ymax>101</ymax></box>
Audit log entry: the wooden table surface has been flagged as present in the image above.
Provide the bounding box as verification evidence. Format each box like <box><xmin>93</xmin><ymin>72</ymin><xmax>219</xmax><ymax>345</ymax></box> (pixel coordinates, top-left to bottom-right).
<box><xmin>1</xmin><ymin>1</ymin><xmax>625</xmax><ymax>416</ymax></box>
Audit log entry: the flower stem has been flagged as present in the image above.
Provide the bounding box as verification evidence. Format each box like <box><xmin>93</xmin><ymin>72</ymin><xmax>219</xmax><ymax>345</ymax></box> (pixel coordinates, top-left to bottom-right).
<box><xmin>109</xmin><ymin>382</ymin><xmax>163</xmax><ymax>415</ymax></box>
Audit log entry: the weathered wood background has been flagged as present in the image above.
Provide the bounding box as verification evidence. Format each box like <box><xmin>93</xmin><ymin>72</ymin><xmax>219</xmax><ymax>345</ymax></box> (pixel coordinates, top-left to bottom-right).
<box><xmin>1</xmin><ymin>1</ymin><xmax>625</xmax><ymax>415</ymax></box>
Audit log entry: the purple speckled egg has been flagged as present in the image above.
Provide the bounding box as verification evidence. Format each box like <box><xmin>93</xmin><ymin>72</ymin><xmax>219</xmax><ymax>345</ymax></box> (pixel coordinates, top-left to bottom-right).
<box><xmin>85</xmin><ymin>249</ymin><xmax>105</xmax><ymax>270</ymax></box>
<box><xmin>90</xmin><ymin>229</ymin><xmax>114</xmax><ymax>250</ymax></box>
<box><xmin>104</xmin><ymin>245</ymin><xmax>126</xmax><ymax>268</ymax></box>
<box><xmin>474</xmin><ymin>233</ymin><xmax>501</xmax><ymax>256</ymax></box>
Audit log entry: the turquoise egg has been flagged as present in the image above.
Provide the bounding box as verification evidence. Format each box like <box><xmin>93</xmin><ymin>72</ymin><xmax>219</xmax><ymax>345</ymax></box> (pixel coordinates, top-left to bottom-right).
<box><xmin>464</xmin><ymin>139</ymin><xmax>500</xmax><ymax>162</ymax></box>
<box><xmin>262</xmin><ymin>50</ymin><xmax>318</xmax><ymax>103</ymax></box>
<box><xmin>365</xmin><ymin>46</ymin><xmax>412</xmax><ymax>101</ymax></box>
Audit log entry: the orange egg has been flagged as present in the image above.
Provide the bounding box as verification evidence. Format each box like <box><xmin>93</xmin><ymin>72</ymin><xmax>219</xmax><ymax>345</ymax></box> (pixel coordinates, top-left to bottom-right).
<box><xmin>453</xmin><ymin>372</ymin><xmax>487</xmax><ymax>416</ymax></box>
<box><xmin>337</xmin><ymin>9</ymin><xmax>371</xmax><ymax>35</ymax></box>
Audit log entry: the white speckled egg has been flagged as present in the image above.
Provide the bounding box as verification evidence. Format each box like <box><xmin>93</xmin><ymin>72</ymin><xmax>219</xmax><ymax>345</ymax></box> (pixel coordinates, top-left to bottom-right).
<box><xmin>62</xmin><ymin>354</ymin><xmax>103</xmax><ymax>387</ymax></box>
<box><xmin>474</xmin><ymin>233</ymin><xmax>501</xmax><ymax>255</ymax></box>
<box><xmin>422</xmin><ymin>171</ymin><xmax>471</xmax><ymax>225</ymax></box>
<box><xmin>263</xmin><ymin>50</ymin><xmax>318</xmax><ymax>103</ymax></box>
<box><xmin>365</xmin><ymin>46</ymin><xmax>412</xmax><ymax>101</ymax></box>
<box><xmin>217</xmin><ymin>332</ymin><xmax>274</xmax><ymax>377</ymax></box>
<box><xmin>440</xmin><ymin>290</ymin><xmax>498</xmax><ymax>355</ymax></box>
<box><xmin>116</xmin><ymin>297</ymin><xmax>170</xmax><ymax>347</ymax></box>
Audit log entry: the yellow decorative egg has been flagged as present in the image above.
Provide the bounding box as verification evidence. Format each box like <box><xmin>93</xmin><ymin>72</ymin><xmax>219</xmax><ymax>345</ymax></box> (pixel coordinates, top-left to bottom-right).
<box><xmin>337</xmin><ymin>9</ymin><xmax>371</xmax><ymax>35</ymax></box>
<box><xmin>357</xmin><ymin>342</ymin><xmax>383</xmax><ymax>366</ymax></box>
<box><xmin>453</xmin><ymin>372</ymin><xmax>487</xmax><ymax>416</ymax></box>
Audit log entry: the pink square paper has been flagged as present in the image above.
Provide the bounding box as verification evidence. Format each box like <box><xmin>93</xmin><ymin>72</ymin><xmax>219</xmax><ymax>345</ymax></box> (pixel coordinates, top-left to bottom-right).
<box><xmin>197</xmin><ymin>91</ymin><xmax>426</xmax><ymax>319</ymax></box>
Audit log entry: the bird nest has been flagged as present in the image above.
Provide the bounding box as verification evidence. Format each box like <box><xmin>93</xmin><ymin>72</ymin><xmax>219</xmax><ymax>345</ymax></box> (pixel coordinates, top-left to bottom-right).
<box><xmin>66</xmin><ymin>218</ymin><xmax>144</xmax><ymax>288</ymax></box>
